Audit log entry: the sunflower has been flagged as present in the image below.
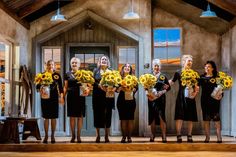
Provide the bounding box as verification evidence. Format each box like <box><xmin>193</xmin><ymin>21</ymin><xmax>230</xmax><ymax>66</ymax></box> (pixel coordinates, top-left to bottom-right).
<box><xmin>181</xmin><ymin>80</ymin><xmax>186</xmax><ymax>86</ymax></box>
<box><xmin>160</xmin><ymin>75</ymin><xmax>165</xmax><ymax>81</ymax></box>
<box><xmin>209</xmin><ymin>78</ymin><xmax>216</xmax><ymax>84</ymax></box>
<box><xmin>53</xmin><ymin>75</ymin><xmax>59</xmax><ymax>80</ymax></box>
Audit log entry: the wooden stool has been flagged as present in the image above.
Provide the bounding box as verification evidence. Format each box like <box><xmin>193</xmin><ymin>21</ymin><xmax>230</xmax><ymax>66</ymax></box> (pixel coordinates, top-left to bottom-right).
<box><xmin>22</xmin><ymin>118</ymin><xmax>41</xmax><ymax>140</ymax></box>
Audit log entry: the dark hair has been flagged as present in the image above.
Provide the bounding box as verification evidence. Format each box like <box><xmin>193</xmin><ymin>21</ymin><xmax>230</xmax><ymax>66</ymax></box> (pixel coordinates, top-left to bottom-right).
<box><xmin>205</xmin><ymin>60</ymin><xmax>218</xmax><ymax>77</ymax></box>
<box><xmin>120</xmin><ymin>63</ymin><xmax>133</xmax><ymax>77</ymax></box>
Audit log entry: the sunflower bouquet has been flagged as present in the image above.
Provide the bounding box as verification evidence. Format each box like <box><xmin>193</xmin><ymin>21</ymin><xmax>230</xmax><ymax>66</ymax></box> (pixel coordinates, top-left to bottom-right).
<box><xmin>139</xmin><ymin>74</ymin><xmax>158</xmax><ymax>99</ymax></box>
<box><xmin>99</xmin><ymin>70</ymin><xmax>122</xmax><ymax>98</ymax></box>
<box><xmin>121</xmin><ymin>75</ymin><xmax>138</xmax><ymax>100</ymax></box>
<box><xmin>181</xmin><ymin>69</ymin><xmax>200</xmax><ymax>98</ymax></box>
<box><xmin>74</xmin><ymin>70</ymin><xmax>95</xmax><ymax>96</ymax></box>
<box><xmin>34</xmin><ymin>72</ymin><xmax>53</xmax><ymax>99</ymax></box>
<box><xmin>211</xmin><ymin>71</ymin><xmax>233</xmax><ymax>99</ymax></box>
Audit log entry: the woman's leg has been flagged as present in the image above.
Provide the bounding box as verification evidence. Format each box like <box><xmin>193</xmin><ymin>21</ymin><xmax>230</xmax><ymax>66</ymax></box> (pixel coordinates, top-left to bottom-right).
<box><xmin>95</xmin><ymin>128</ymin><xmax>100</xmax><ymax>143</ymax></box>
<box><xmin>187</xmin><ymin>121</ymin><xmax>193</xmax><ymax>142</ymax></box>
<box><xmin>127</xmin><ymin>120</ymin><xmax>134</xmax><ymax>143</ymax></box>
<box><xmin>120</xmin><ymin>120</ymin><xmax>127</xmax><ymax>143</ymax></box>
<box><xmin>77</xmin><ymin>117</ymin><xmax>83</xmax><ymax>142</ymax></box>
<box><xmin>150</xmin><ymin>120</ymin><xmax>156</xmax><ymax>142</ymax></box>
<box><xmin>160</xmin><ymin>116</ymin><xmax>167</xmax><ymax>143</ymax></box>
<box><xmin>215</xmin><ymin>121</ymin><xmax>222</xmax><ymax>143</ymax></box>
<box><xmin>105</xmin><ymin>127</ymin><xmax>110</xmax><ymax>142</ymax></box>
<box><xmin>43</xmin><ymin>119</ymin><xmax>49</xmax><ymax>143</ymax></box>
<box><xmin>176</xmin><ymin>119</ymin><xmax>183</xmax><ymax>142</ymax></box>
<box><xmin>204</xmin><ymin>121</ymin><xmax>210</xmax><ymax>142</ymax></box>
<box><xmin>51</xmin><ymin>118</ymin><xmax>56</xmax><ymax>143</ymax></box>
<box><xmin>70</xmin><ymin>117</ymin><xmax>75</xmax><ymax>142</ymax></box>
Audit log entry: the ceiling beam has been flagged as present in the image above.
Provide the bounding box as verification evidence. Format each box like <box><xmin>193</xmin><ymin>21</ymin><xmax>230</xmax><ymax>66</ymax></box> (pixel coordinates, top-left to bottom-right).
<box><xmin>206</xmin><ymin>0</ymin><xmax>236</xmax><ymax>16</ymax></box>
<box><xmin>18</xmin><ymin>0</ymin><xmax>55</xmax><ymax>19</ymax></box>
<box><xmin>0</xmin><ymin>1</ymin><xmax>30</xmax><ymax>29</ymax></box>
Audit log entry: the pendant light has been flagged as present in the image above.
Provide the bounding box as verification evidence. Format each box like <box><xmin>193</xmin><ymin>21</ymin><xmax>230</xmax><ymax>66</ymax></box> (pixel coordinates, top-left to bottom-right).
<box><xmin>200</xmin><ymin>3</ymin><xmax>217</xmax><ymax>18</ymax></box>
<box><xmin>123</xmin><ymin>0</ymin><xmax>140</xmax><ymax>20</ymax></box>
<box><xmin>51</xmin><ymin>0</ymin><xmax>67</xmax><ymax>22</ymax></box>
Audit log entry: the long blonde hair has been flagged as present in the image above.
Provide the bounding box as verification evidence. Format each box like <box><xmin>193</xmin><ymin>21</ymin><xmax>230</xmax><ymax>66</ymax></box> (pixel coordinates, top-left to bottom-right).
<box><xmin>97</xmin><ymin>55</ymin><xmax>111</xmax><ymax>68</ymax></box>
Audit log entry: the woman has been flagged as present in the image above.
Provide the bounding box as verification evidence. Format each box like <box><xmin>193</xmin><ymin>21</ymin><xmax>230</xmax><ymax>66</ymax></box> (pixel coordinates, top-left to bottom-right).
<box><xmin>64</xmin><ymin>57</ymin><xmax>86</xmax><ymax>143</ymax></box>
<box><xmin>147</xmin><ymin>59</ymin><xmax>170</xmax><ymax>143</ymax></box>
<box><xmin>36</xmin><ymin>60</ymin><xmax>64</xmax><ymax>144</ymax></box>
<box><xmin>199</xmin><ymin>61</ymin><xmax>222</xmax><ymax>143</ymax></box>
<box><xmin>169</xmin><ymin>55</ymin><xmax>199</xmax><ymax>143</ymax></box>
<box><xmin>92</xmin><ymin>55</ymin><xmax>115</xmax><ymax>143</ymax></box>
<box><xmin>117</xmin><ymin>63</ymin><xmax>138</xmax><ymax>143</ymax></box>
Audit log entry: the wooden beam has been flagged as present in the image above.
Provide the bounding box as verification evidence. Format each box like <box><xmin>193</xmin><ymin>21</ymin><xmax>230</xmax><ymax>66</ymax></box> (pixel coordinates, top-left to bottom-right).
<box><xmin>206</xmin><ymin>0</ymin><xmax>236</xmax><ymax>16</ymax></box>
<box><xmin>18</xmin><ymin>0</ymin><xmax>55</xmax><ymax>19</ymax></box>
<box><xmin>230</xmin><ymin>17</ymin><xmax>236</xmax><ymax>28</ymax></box>
<box><xmin>0</xmin><ymin>1</ymin><xmax>30</xmax><ymax>29</ymax></box>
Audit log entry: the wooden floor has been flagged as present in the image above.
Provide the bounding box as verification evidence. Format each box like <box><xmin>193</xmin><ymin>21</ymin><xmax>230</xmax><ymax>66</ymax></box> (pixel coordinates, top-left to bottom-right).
<box><xmin>0</xmin><ymin>135</ymin><xmax>236</xmax><ymax>152</ymax></box>
<box><xmin>0</xmin><ymin>151</ymin><xmax>236</xmax><ymax>157</ymax></box>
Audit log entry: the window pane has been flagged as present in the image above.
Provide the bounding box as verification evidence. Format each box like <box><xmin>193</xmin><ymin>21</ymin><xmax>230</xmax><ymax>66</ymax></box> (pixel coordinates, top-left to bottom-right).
<box><xmin>153</xmin><ymin>28</ymin><xmax>181</xmax><ymax>65</ymax></box>
<box><xmin>95</xmin><ymin>54</ymin><xmax>104</xmax><ymax>64</ymax></box>
<box><xmin>75</xmin><ymin>54</ymin><xmax>84</xmax><ymax>69</ymax></box>
<box><xmin>85</xmin><ymin>54</ymin><xmax>94</xmax><ymax>69</ymax></box>
<box><xmin>118</xmin><ymin>47</ymin><xmax>136</xmax><ymax>73</ymax></box>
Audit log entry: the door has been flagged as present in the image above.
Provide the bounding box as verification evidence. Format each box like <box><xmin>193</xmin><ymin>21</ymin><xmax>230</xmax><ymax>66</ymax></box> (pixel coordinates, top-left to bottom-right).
<box><xmin>68</xmin><ymin>46</ymin><xmax>110</xmax><ymax>136</ymax></box>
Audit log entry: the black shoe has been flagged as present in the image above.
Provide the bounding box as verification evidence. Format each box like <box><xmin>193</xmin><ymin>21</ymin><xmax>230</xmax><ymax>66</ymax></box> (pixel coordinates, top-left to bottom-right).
<box><xmin>217</xmin><ymin>140</ymin><xmax>222</xmax><ymax>143</ymax></box>
<box><xmin>204</xmin><ymin>137</ymin><xmax>210</xmax><ymax>143</ymax></box>
<box><xmin>150</xmin><ymin>136</ymin><xmax>155</xmax><ymax>142</ymax></box>
<box><xmin>42</xmin><ymin>137</ymin><xmax>48</xmax><ymax>144</ymax></box>
<box><xmin>95</xmin><ymin>136</ymin><xmax>100</xmax><ymax>143</ymax></box>
<box><xmin>77</xmin><ymin>137</ymin><xmax>81</xmax><ymax>143</ymax></box>
<box><xmin>70</xmin><ymin>137</ymin><xmax>75</xmax><ymax>143</ymax></box>
<box><xmin>187</xmin><ymin>135</ymin><xmax>193</xmax><ymax>143</ymax></box>
<box><xmin>51</xmin><ymin>136</ymin><xmax>56</xmax><ymax>144</ymax></box>
<box><xmin>105</xmin><ymin>137</ymin><xmax>110</xmax><ymax>143</ymax></box>
<box><xmin>177</xmin><ymin>135</ymin><xmax>182</xmax><ymax>143</ymax></box>
<box><xmin>127</xmin><ymin>137</ymin><xmax>132</xmax><ymax>143</ymax></box>
<box><xmin>121</xmin><ymin>137</ymin><xmax>126</xmax><ymax>143</ymax></box>
<box><xmin>162</xmin><ymin>136</ymin><xmax>167</xmax><ymax>143</ymax></box>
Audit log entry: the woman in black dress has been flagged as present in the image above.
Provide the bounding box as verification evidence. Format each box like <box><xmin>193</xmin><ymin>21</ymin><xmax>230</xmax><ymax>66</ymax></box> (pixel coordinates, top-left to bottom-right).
<box><xmin>36</xmin><ymin>60</ymin><xmax>64</xmax><ymax>144</ymax></box>
<box><xmin>64</xmin><ymin>57</ymin><xmax>86</xmax><ymax>143</ymax></box>
<box><xmin>92</xmin><ymin>55</ymin><xmax>115</xmax><ymax>143</ymax></box>
<box><xmin>199</xmin><ymin>61</ymin><xmax>222</xmax><ymax>143</ymax></box>
<box><xmin>147</xmin><ymin>59</ymin><xmax>170</xmax><ymax>143</ymax></box>
<box><xmin>169</xmin><ymin>55</ymin><xmax>199</xmax><ymax>143</ymax></box>
<box><xmin>117</xmin><ymin>63</ymin><xmax>138</xmax><ymax>143</ymax></box>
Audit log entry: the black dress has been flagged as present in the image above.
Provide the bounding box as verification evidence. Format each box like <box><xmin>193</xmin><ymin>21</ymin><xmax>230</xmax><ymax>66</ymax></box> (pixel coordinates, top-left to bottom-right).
<box><xmin>148</xmin><ymin>73</ymin><xmax>170</xmax><ymax>125</ymax></box>
<box><xmin>172</xmin><ymin>70</ymin><xmax>198</xmax><ymax>121</ymax></box>
<box><xmin>92</xmin><ymin>68</ymin><xmax>115</xmax><ymax>128</ymax></box>
<box><xmin>65</xmin><ymin>71</ymin><xmax>85</xmax><ymax>117</ymax></box>
<box><xmin>199</xmin><ymin>75</ymin><xmax>221</xmax><ymax>121</ymax></box>
<box><xmin>37</xmin><ymin>72</ymin><xmax>63</xmax><ymax>119</ymax></box>
<box><xmin>117</xmin><ymin>82</ymin><xmax>138</xmax><ymax>120</ymax></box>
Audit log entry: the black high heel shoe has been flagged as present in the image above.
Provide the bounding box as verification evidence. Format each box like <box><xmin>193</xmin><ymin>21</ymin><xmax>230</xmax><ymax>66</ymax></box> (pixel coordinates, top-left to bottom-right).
<box><xmin>150</xmin><ymin>136</ymin><xmax>155</xmax><ymax>142</ymax></box>
<box><xmin>187</xmin><ymin>135</ymin><xmax>193</xmax><ymax>143</ymax></box>
<box><xmin>177</xmin><ymin>135</ymin><xmax>182</xmax><ymax>143</ymax></box>
<box><xmin>51</xmin><ymin>136</ymin><xmax>56</xmax><ymax>144</ymax></box>
<box><xmin>121</xmin><ymin>136</ymin><xmax>126</xmax><ymax>143</ymax></box>
<box><xmin>70</xmin><ymin>135</ymin><xmax>75</xmax><ymax>143</ymax></box>
<box><xmin>95</xmin><ymin>136</ymin><xmax>100</xmax><ymax>143</ymax></box>
<box><xmin>127</xmin><ymin>137</ymin><xmax>132</xmax><ymax>143</ymax></box>
<box><xmin>162</xmin><ymin>136</ymin><xmax>167</xmax><ymax>143</ymax></box>
<box><xmin>204</xmin><ymin>137</ymin><xmax>210</xmax><ymax>143</ymax></box>
<box><xmin>43</xmin><ymin>136</ymin><xmax>48</xmax><ymax>144</ymax></box>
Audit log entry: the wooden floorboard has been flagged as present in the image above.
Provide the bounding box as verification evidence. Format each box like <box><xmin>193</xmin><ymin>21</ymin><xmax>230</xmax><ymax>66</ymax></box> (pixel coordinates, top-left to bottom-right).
<box><xmin>0</xmin><ymin>136</ymin><xmax>235</xmax><ymax>152</ymax></box>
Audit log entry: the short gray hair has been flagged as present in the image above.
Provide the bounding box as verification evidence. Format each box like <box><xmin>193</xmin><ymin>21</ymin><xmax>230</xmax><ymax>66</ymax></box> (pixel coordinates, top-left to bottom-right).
<box><xmin>70</xmin><ymin>57</ymin><xmax>81</xmax><ymax>67</ymax></box>
<box><xmin>181</xmin><ymin>55</ymin><xmax>192</xmax><ymax>67</ymax></box>
<box><xmin>152</xmin><ymin>59</ymin><xmax>161</xmax><ymax>68</ymax></box>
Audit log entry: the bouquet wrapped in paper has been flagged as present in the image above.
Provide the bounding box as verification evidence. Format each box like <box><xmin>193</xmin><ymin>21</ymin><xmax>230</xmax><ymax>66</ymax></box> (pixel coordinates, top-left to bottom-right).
<box><xmin>34</xmin><ymin>72</ymin><xmax>53</xmax><ymax>99</ymax></box>
<box><xmin>74</xmin><ymin>70</ymin><xmax>95</xmax><ymax>96</ymax></box>
<box><xmin>139</xmin><ymin>74</ymin><xmax>158</xmax><ymax>99</ymax></box>
<box><xmin>121</xmin><ymin>75</ymin><xmax>138</xmax><ymax>100</ymax></box>
<box><xmin>181</xmin><ymin>69</ymin><xmax>200</xmax><ymax>98</ymax></box>
<box><xmin>211</xmin><ymin>71</ymin><xmax>233</xmax><ymax>99</ymax></box>
<box><xmin>99</xmin><ymin>70</ymin><xmax>122</xmax><ymax>98</ymax></box>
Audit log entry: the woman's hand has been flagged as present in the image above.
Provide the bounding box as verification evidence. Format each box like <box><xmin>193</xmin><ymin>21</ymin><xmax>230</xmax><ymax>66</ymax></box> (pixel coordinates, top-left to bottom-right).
<box><xmin>215</xmin><ymin>94</ymin><xmax>223</xmax><ymax>100</ymax></box>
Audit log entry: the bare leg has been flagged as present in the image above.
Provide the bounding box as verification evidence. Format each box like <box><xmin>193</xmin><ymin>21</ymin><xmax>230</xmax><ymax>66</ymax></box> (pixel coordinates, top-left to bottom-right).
<box><xmin>215</xmin><ymin>121</ymin><xmax>222</xmax><ymax>143</ymax></box>
<box><xmin>95</xmin><ymin>128</ymin><xmax>100</xmax><ymax>143</ymax></box>
<box><xmin>150</xmin><ymin>120</ymin><xmax>156</xmax><ymax>142</ymax></box>
<box><xmin>51</xmin><ymin>119</ymin><xmax>56</xmax><ymax>143</ymax></box>
<box><xmin>70</xmin><ymin>117</ymin><xmax>75</xmax><ymax>142</ymax></box>
<box><xmin>160</xmin><ymin>116</ymin><xmax>167</xmax><ymax>142</ymax></box>
<box><xmin>77</xmin><ymin>117</ymin><xmax>83</xmax><ymax>142</ymax></box>
<box><xmin>105</xmin><ymin>127</ymin><xmax>110</xmax><ymax>142</ymax></box>
<box><xmin>43</xmin><ymin>119</ymin><xmax>49</xmax><ymax>143</ymax></box>
<box><xmin>176</xmin><ymin>120</ymin><xmax>183</xmax><ymax>142</ymax></box>
<box><xmin>204</xmin><ymin>121</ymin><xmax>210</xmax><ymax>142</ymax></box>
<box><xmin>127</xmin><ymin>120</ymin><xmax>133</xmax><ymax>143</ymax></box>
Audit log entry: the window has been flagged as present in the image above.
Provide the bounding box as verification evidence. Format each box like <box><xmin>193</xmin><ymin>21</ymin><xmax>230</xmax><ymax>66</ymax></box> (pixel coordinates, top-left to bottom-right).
<box><xmin>42</xmin><ymin>47</ymin><xmax>61</xmax><ymax>72</ymax></box>
<box><xmin>0</xmin><ymin>42</ymin><xmax>11</xmax><ymax>116</ymax></box>
<box><xmin>153</xmin><ymin>28</ymin><xmax>181</xmax><ymax>65</ymax></box>
<box><xmin>118</xmin><ymin>47</ymin><xmax>136</xmax><ymax>74</ymax></box>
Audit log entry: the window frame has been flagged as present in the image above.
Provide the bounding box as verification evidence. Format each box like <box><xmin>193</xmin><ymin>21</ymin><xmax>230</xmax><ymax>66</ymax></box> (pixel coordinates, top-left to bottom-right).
<box><xmin>152</xmin><ymin>27</ymin><xmax>182</xmax><ymax>69</ymax></box>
